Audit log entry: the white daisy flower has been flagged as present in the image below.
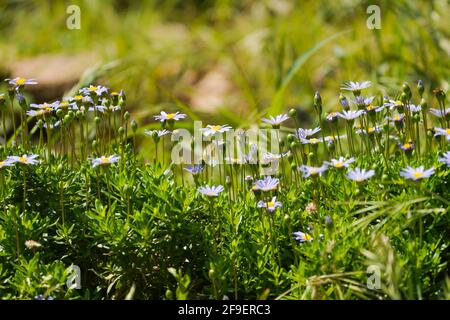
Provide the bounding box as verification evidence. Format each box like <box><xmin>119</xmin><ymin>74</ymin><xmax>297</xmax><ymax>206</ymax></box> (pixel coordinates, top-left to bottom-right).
<box><xmin>300</xmin><ymin>137</ymin><xmax>322</xmax><ymax>145</ymax></box>
<box><xmin>434</xmin><ymin>127</ymin><xmax>450</xmax><ymax>141</ymax></box>
<box><xmin>400</xmin><ymin>166</ymin><xmax>435</xmax><ymax>181</ymax></box>
<box><xmin>429</xmin><ymin>108</ymin><xmax>450</xmax><ymax>118</ymax></box>
<box><xmin>145</xmin><ymin>129</ymin><xmax>171</xmax><ymax>138</ymax></box>
<box><xmin>154</xmin><ymin>111</ymin><xmax>187</xmax><ymax>122</ymax></box>
<box><xmin>325</xmin><ymin>157</ymin><xmax>355</xmax><ymax>169</ymax></box>
<box><xmin>295</xmin><ymin>127</ymin><xmax>321</xmax><ymax>139</ymax></box>
<box><xmin>7</xmin><ymin>154</ymin><xmax>39</xmax><ymax>165</ymax></box>
<box><xmin>0</xmin><ymin>159</ymin><xmax>14</xmax><ymax>169</ymax></box>
<box><xmin>337</xmin><ymin>110</ymin><xmax>365</xmax><ymax>121</ymax></box>
<box><xmin>257</xmin><ymin>196</ymin><xmax>282</xmax><ymax>212</ymax></box>
<box><xmin>92</xmin><ymin>155</ymin><xmax>120</xmax><ymax>168</ymax></box>
<box><xmin>201</xmin><ymin>125</ymin><xmax>232</xmax><ymax>137</ymax></box>
<box><xmin>198</xmin><ymin>185</ymin><xmax>224</xmax><ymax>197</ymax></box>
<box><xmin>346</xmin><ymin>168</ymin><xmax>375</xmax><ymax>182</ymax></box>
<box><xmin>341</xmin><ymin>81</ymin><xmax>371</xmax><ymax>92</ymax></box>
<box><xmin>261</xmin><ymin>114</ymin><xmax>289</xmax><ymax>126</ymax></box>
<box><xmin>293</xmin><ymin>231</ymin><xmax>313</xmax><ymax>242</ymax></box>
<box><xmin>253</xmin><ymin>176</ymin><xmax>279</xmax><ymax>191</ymax></box>
<box><xmin>298</xmin><ymin>164</ymin><xmax>328</xmax><ymax>178</ymax></box>
<box><xmin>438</xmin><ymin>151</ymin><xmax>450</xmax><ymax>167</ymax></box>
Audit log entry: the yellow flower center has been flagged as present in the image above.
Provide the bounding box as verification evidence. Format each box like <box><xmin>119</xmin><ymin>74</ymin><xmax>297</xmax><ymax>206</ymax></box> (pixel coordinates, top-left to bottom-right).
<box><xmin>59</xmin><ymin>102</ymin><xmax>69</xmax><ymax>108</ymax></box>
<box><xmin>0</xmin><ymin>161</ymin><xmax>4</xmax><ymax>167</ymax></box>
<box><xmin>207</xmin><ymin>191</ymin><xmax>215</xmax><ymax>196</ymax></box>
<box><xmin>403</xmin><ymin>143</ymin><xmax>412</xmax><ymax>149</ymax></box>
<box><xmin>368</xmin><ymin>127</ymin><xmax>376</xmax><ymax>134</ymax></box>
<box><xmin>304</xmin><ymin>234</ymin><xmax>312</xmax><ymax>241</ymax></box>
<box><xmin>211</xmin><ymin>125</ymin><xmax>222</xmax><ymax>132</ymax></box>
<box><xmin>267</xmin><ymin>201</ymin><xmax>275</xmax><ymax>208</ymax></box>
<box><xmin>395</xmin><ymin>101</ymin><xmax>403</xmax><ymax>106</ymax></box>
<box><xmin>74</xmin><ymin>95</ymin><xmax>83</xmax><ymax>100</ymax></box>
<box><xmin>394</xmin><ymin>115</ymin><xmax>402</xmax><ymax>121</ymax></box>
<box><xmin>166</xmin><ymin>113</ymin><xmax>175</xmax><ymax>119</ymax></box>
<box><xmin>309</xmin><ymin>169</ymin><xmax>318</xmax><ymax>175</ymax></box>
<box><xmin>19</xmin><ymin>156</ymin><xmax>28</xmax><ymax>163</ymax></box>
<box><xmin>412</xmin><ymin>172</ymin><xmax>423</xmax><ymax>179</ymax></box>
<box><xmin>88</xmin><ymin>86</ymin><xmax>98</xmax><ymax>92</ymax></box>
<box><xmin>335</xmin><ymin>161</ymin><xmax>344</xmax><ymax>168</ymax></box>
<box><xmin>310</xmin><ymin>138</ymin><xmax>319</xmax><ymax>144</ymax></box>
<box><xmin>16</xmin><ymin>78</ymin><xmax>26</xmax><ymax>85</ymax></box>
<box><xmin>367</xmin><ymin>105</ymin><xmax>375</xmax><ymax>111</ymax></box>
<box><xmin>100</xmin><ymin>157</ymin><xmax>110</xmax><ymax>164</ymax></box>
<box><xmin>446</xmin><ymin>129</ymin><xmax>450</xmax><ymax>135</ymax></box>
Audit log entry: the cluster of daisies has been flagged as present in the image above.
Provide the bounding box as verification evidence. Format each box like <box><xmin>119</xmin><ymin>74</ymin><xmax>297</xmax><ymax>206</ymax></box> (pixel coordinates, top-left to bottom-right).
<box><xmin>143</xmin><ymin>80</ymin><xmax>449</xmax><ymax>243</ymax></box>
<box><xmin>2</xmin><ymin>78</ymin><xmax>449</xmax><ymax>244</ymax></box>
<box><xmin>4</xmin><ymin>78</ymin><xmax>125</xmax><ymax>129</ymax></box>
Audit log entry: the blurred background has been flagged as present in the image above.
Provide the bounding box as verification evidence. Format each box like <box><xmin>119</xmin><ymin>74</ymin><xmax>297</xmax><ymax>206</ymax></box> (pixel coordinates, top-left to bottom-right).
<box><xmin>0</xmin><ymin>0</ymin><xmax>449</xmax><ymax>151</ymax></box>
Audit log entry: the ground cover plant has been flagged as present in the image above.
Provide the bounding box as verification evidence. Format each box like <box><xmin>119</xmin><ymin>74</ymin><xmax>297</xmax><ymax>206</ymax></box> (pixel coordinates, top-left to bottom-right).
<box><xmin>0</xmin><ymin>77</ymin><xmax>449</xmax><ymax>300</ymax></box>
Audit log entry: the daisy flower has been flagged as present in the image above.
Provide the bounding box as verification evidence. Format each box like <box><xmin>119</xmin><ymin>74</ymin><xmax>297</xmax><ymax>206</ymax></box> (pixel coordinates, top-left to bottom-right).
<box><xmin>298</xmin><ymin>164</ymin><xmax>328</xmax><ymax>178</ymax></box>
<box><xmin>438</xmin><ymin>151</ymin><xmax>450</xmax><ymax>166</ymax></box>
<box><xmin>7</xmin><ymin>154</ymin><xmax>39</xmax><ymax>165</ymax></box>
<box><xmin>400</xmin><ymin>166</ymin><xmax>434</xmax><ymax>181</ymax></box>
<box><xmin>257</xmin><ymin>196</ymin><xmax>282</xmax><ymax>212</ymax></box>
<box><xmin>337</xmin><ymin>110</ymin><xmax>365</xmax><ymax>121</ymax></box>
<box><xmin>293</xmin><ymin>231</ymin><xmax>313</xmax><ymax>243</ymax></box>
<box><xmin>326</xmin><ymin>112</ymin><xmax>339</xmax><ymax>122</ymax></box>
<box><xmin>322</xmin><ymin>135</ymin><xmax>347</xmax><ymax>145</ymax></box>
<box><xmin>145</xmin><ymin>129</ymin><xmax>171</xmax><ymax>138</ymax></box>
<box><xmin>154</xmin><ymin>111</ymin><xmax>187</xmax><ymax>122</ymax></box>
<box><xmin>346</xmin><ymin>168</ymin><xmax>375</xmax><ymax>182</ymax></box>
<box><xmin>384</xmin><ymin>99</ymin><xmax>404</xmax><ymax>110</ymax></box>
<box><xmin>406</xmin><ymin>104</ymin><xmax>422</xmax><ymax>113</ymax></box>
<box><xmin>254</xmin><ymin>176</ymin><xmax>279</xmax><ymax>191</ymax></box>
<box><xmin>355</xmin><ymin>126</ymin><xmax>382</xmax><ymax>135</ymax></box>
<box><xmin>399</xmin><ymin>141</ymin><xmax>414</xmax><ymax>152</ymax></box>
<box><xmin>6</xmin><ymin>77</ymin><xmax>38</xmax><ymax>88</ymax></box>
<box><xmin>0</xmin><ymin>159</ymin><xmax>14</xmax><ymax>169</ymax></box>
<box><xmin>197</xmin><ymin>185</ymin><xmax>224</xmax><ymax>197</ymax></box>
<box><xmin>201</xmin><ymin>125</ymin><xmax>232</xmax><ymax>137</ymax></box>
<box><xmin>341</xmin><ymin>81</ymin><xmax>371</xmax><ymax>92</ymax></box>
<box><xmin>184</xmin><ymin>164</ymin><xmax>205</xmax><ymax>175</ymax></box>
<box><xmin>295</xmin><ymin>127</ymin><xmax>321</xmax><ymax>139</ymax></box>
<box><xmin>353</xmin><ymin>95</ymin><xmax>375</xmax><ymax>107</ymax></box>
<box><xmin>325</xmin><ymin>157</ymin><xmax>355</xmax><ymax>169</ymax></box>
<box><xmin>300</xmin><ymin>137</ymin><xmax>322</xmax><ymax>145</ymax></box>
<box><xmin>261</xmin><ymin>114</ymin><xmax>289</xmax><ymax>126</ymax></box>
<box><xmin>387</xmin><ymin>114</ymin><xmax>405</xmax><ymax>123</ymax></box>
<box><xmin>80</xmin><ymin>85</ymin><xmax>108</xmax><ymax>96</ymax></box>
<box><xmin>434</xmin><ymin>128</ymin><xmax>450</xmax><ymax>141</ymax></box>
<box><xmin>429</xmin><ymin>108</ymin><xmax>450</xmax><ymax>118</ymax></box>
<box><xmin>92</xmin><ymin>155</ymin><xmax>120</xmax><ymax>168</ymax></box>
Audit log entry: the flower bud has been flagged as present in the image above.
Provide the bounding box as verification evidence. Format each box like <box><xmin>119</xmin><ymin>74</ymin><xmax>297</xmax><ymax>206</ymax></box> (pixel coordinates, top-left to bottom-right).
<box><xmin>131</xmin><ymin>119</ymin><xmax>138</xmax><ymax>133</ymax></box>
<box><xmin>420</xmin><ymin>98</ymin><xmax>428</xmax><ymax>110</ymax></box>
<box><xmin>124</xmin><ymin>111</ymin><xmax>130</xmax><ymax>121</ymax></box>
<box><xmin>417</xmin><ymin>80</ymin><xmax>424</xmax><ymax>97</ymax></box>
<box><xmin>288</xmin><ymin>108</ymin><xmax>297</xmax><ymax>117</ymax></box>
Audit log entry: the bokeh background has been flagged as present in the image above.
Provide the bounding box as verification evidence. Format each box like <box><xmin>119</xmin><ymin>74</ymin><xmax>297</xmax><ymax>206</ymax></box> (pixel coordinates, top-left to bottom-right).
<box><xmin>0</xmin><ymin>0</ymin><xmax>449</xmax><ymax>154</ymax></box>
